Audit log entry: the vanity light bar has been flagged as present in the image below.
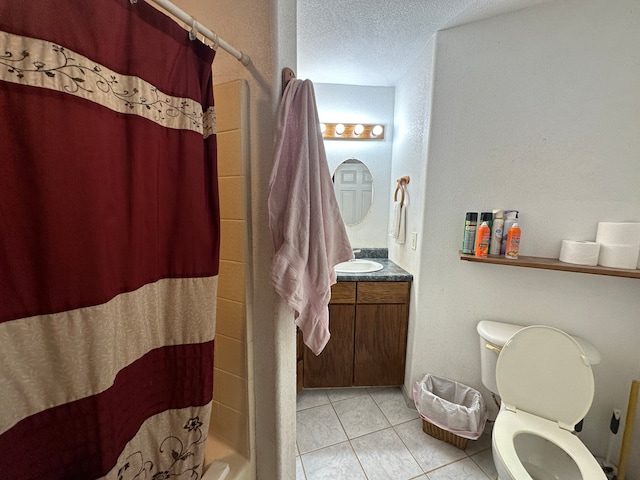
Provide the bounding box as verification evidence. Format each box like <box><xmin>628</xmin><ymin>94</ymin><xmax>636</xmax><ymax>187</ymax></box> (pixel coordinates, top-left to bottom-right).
<box><xmin>320</xmin><ymin>123</ymin><xmax>385</xmax><ymax>140</ymax></box>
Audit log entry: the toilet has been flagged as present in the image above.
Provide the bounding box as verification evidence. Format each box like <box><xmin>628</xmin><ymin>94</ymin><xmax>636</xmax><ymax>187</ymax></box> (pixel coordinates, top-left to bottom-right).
<box><xmin>476</xmin><ymin>321</ymin><xmax>606</xmax><ymax>480</ymax></box>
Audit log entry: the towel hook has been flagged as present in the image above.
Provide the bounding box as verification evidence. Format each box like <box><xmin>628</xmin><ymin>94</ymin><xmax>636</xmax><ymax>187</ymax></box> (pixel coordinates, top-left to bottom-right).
<box><xmin>282</xmin><ymin>67</ymin><xmax>296</xmax><ymax>95</ymax></box>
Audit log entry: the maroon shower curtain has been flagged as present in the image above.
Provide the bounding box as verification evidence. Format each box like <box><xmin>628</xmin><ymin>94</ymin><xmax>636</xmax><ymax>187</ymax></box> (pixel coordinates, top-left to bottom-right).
<box><xmin>0</xmin><ymin>1</ymin><xmax>219</xmax><ymax>478</ymax></box>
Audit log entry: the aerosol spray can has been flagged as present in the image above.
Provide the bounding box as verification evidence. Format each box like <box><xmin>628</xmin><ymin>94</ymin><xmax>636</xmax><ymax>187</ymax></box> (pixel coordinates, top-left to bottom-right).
<box><xmin>461</xmin><ymin>212</ymin><xmax>478</xmax><ymax>254</ymax></box>
<box><xmin>475</xmin><ymin>221</ymin><xmax>491</xmax><ymax>257</ymax></box>
<box><xmin>479</xmin><ymin>212</ymin><xmax>493</xmax><ymax>231</ymax></box>
<box><xmin>505</xmin><ymin>223</ymin><xmax>521</xmax><ymax>259</ymax></box>
<box><xmin>489</xmin><ymin>210</ymin><xmax>504</xmax><ymax>255</ymax></box>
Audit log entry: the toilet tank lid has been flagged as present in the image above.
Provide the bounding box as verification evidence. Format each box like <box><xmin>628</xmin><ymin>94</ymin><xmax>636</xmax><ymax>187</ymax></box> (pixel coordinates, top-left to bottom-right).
<box><xmin>572</xmin><ymin>336</ymin><xmax>601</xmax><ymax>365</ymax></box>
<box><xmin>476</xmin><ymin>320</ymin><xmax>601</xmax><ymax>365</ymax></box>
<box><xmin>477</xmin><ymin>320</ymin><xmax>522</xmax><ymax>346</ymax></box>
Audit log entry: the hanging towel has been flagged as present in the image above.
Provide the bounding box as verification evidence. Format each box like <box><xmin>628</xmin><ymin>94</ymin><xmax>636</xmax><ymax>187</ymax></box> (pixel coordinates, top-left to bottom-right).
<box><xmin>268</xmin><ymin>79</ymin><xmax>353</xmax><ymax>355</ymax></box>
<box><xmin>397</xmin><ymin>203</ymin><xmax>406</xmax><ymax>244</ymax></box>
<box><xmin>389</xmin><ymin>201</ymin><xmax>401</xmax><ymax>238</ymax></box>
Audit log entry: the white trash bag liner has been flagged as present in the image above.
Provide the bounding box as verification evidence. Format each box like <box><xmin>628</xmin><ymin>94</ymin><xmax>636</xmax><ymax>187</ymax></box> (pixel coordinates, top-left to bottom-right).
<box><xmin>413</xmin><ymin>373</ymin><xmax>488</xmax><ymax>440</ymax></box>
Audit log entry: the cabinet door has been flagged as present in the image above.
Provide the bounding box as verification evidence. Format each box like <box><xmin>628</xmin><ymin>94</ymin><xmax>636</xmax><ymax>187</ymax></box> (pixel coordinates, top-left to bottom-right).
<box><xmin>303</xmin><ymin>304</ymin><xmax>355</xmax><ymax>388</ymax></box>
<box><xmin>353</xmin><ymin>303</ymin><xmax>408</xmax><ymax>386</ymax></box>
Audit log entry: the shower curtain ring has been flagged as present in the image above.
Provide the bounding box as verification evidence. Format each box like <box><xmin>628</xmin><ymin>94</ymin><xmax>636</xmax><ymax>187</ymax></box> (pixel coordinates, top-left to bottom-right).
<box><xmin>189</xmin><ymin>18</ymin><xmax>199</xmax><ymax>41</ymax></box>
<box><xmin>129</xmin><ymin>0</ymin><xmax>138</xmax><ymax>4</ymax></box>
<box><xmin>211</xmin><ymin>32</ymin><xmax>220</xmax><ymax>50</ymax></box>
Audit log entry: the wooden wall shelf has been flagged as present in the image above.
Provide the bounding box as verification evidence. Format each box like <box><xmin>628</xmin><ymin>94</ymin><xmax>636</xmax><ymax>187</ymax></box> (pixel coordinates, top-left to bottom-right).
<box><xmin>459</xmin><ymin>252</ymin><xmax>640</xmax><ymax>279</ymax></box>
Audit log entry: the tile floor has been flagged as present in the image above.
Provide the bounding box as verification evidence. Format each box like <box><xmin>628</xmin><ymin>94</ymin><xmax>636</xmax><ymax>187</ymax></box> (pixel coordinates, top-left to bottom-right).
<box><xmin>296</xmin><ymin>387</ymin><xmax>497</xmax><ymax>480</ymax></box>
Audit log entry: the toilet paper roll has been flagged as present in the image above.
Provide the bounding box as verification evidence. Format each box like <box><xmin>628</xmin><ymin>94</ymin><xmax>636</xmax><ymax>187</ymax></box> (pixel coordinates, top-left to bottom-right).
<box><xmin>598</xmin><ymin>244</ymin><xmax>640</xmax><ymax>269</ymax></box>
<box><xmin>596</xmin><ymin>222</ymin><xmax>640</xmax><ymax>246</ymax></box>
<box><xmin>559</xmin><ymin>240</ymin><xmax>601</xmax><ymax>266</ymax></box>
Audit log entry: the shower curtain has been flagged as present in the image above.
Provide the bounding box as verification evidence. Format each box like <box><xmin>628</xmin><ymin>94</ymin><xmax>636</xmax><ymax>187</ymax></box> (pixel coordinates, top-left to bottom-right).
<box><xmin>0</xmin><ymin>1</ymin><xmax>219</xmax><ymax>479</ymax></box>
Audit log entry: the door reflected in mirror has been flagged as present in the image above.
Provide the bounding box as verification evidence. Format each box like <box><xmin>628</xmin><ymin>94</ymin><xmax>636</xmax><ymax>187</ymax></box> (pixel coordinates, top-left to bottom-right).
<box><xmin>332</xmin><ymin>159</ymin><xmax>374</xmax><ymax>225</ymax></box>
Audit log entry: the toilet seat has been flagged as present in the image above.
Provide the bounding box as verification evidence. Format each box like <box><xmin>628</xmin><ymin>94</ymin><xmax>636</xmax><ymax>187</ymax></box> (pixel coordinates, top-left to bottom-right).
<box><xmin>493</xmin><ymin>409</ymin><xmax>606</xmax><ymax>479</ymax></box>
<box><xmin>493</xmin><ymin>326</ymin><xmax>606</xmax><ymax>479</ymax></box>
<box><xmin>496</xmin><ymin>325</ymin><xmax>594</xmax><ymax>430</ymax></box>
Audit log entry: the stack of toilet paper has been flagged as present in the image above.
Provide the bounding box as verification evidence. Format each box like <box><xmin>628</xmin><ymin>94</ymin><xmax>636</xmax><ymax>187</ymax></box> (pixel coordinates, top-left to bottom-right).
<box><xmin>596</xmin><ymin>222</ymin><xmax>640</xmax><ymax>269</ymax></box>
<box><xmin>559</xmin><ymin>222</ymin><xmax>640</xmax><ymax>269</ymax></box>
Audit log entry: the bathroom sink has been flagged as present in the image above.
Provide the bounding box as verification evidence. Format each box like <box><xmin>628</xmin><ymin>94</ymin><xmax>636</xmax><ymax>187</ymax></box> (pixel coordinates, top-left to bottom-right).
<box><xmin>334</xmin><ymin>259</ymin><xmax>384</xmax><ymax>273</ymax></box>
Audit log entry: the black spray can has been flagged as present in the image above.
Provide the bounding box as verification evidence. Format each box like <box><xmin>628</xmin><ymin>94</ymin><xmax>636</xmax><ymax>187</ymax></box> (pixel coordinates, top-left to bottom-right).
<box><xmin>480</xmin><ymin>212</ymin><xmax>493</xmax><ymax>231</ymax></box>
<box><xmin>461</xmin><ymin>212</ymin><xmax>478</xmax><ymax>254</ymax></box>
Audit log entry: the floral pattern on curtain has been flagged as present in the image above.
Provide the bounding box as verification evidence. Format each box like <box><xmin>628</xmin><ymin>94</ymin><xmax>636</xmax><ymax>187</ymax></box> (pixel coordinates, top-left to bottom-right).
<box><xmin>0</xmin><ymin>1</ymin><xmax>219</xmax><ymax>478</ymax></box>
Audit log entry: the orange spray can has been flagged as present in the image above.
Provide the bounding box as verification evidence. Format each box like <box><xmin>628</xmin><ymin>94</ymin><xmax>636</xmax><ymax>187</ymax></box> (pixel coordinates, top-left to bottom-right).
<box><xmin>474</xmin><ymin>221</ymin><xmax>491</xmax><ymax>257</ymax></box>
<box><xmin>505</xmin><ymin>223</ymin><xmax>521</xmax><ymax>259</ymax></box>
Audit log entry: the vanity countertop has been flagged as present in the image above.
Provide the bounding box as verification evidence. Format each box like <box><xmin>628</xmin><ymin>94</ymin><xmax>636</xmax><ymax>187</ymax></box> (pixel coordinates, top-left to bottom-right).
<box><xmin>336</xmin><ymin>258</ymin><xmax>413</xmax><ymax>282</ymax></box>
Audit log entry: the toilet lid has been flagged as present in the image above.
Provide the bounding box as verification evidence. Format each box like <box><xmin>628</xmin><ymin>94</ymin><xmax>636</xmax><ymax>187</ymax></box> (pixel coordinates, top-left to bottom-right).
<box><xmin>496</xmin><ymin>325</ymin><xmax>595</xmax><ymax>431</ymax></box>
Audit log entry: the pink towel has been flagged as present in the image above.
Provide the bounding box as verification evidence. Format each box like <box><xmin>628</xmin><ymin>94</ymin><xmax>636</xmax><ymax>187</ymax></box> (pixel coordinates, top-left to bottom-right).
<box><xmin>268</xmin><ymin>79</ymin><xmax>353</xmax><ymax>355</ymax></box>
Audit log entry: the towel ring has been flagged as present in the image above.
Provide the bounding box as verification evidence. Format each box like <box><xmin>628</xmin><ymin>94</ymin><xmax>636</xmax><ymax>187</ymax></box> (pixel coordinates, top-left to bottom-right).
<box><xmin>397</xmin><ymin>175</ymin><xmax>410</xmax><ymax>186</ymax></box>
<box><xmin>394</xmin><ymin>184</ymin><xmax>405</xmax><ymax>206</ymax></box>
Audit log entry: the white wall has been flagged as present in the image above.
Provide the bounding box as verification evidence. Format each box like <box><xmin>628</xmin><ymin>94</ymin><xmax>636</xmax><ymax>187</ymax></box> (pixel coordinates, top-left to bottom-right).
<box><xmin>313</xmin><ymin>83</ymin><xmax>395</xmax><ymax>247</ymax></box>
<box><xmin>389</xmin><ymin>38</ymin><xmax>436</xmax><ymax>272</ymax></box>
<box><xmin>405</xmin><ymin>0</ymin><xmax>640</xmax><ymax>467</ymax></box>
<box><xmin>389</xmin><ymin>38</ymin><xmax>436</xmax><ymax>395</ymax></box>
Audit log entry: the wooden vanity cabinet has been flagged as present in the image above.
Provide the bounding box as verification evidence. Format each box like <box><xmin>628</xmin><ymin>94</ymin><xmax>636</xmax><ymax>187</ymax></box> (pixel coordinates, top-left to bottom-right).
<box><xmin>353</xmin><ymin>282</ymin><xmax>410</xmax><ymax>386</ymax></box>
<box><xmin>303</xmin><ymin>282</ymin><xmax>355</xmax><ymax>388</ymax></box>
<box><xmin>302</xmin><ymin>281</ymin><xmax>410</xmax><ymax>388</ymax></box>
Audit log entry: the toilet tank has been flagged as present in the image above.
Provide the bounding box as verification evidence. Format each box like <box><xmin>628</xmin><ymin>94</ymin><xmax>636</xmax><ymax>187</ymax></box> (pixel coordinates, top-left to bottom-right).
<box><xmin>476</xmin><ymin>320</ymin><xmax>601</xmax><ymax>395</ymax></box>
<box><xmin>477</xmin><ymin>321</ymin><xmax>522</xmax><ymax>394</ymax></box>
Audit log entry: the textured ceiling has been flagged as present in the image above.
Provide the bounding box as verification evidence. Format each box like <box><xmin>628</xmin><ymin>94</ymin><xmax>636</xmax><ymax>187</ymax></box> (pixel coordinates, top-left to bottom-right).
<box><xmin>297</xmin><ymin>0</ymin><xmax>549</xmax><ymax>86</ymax></box>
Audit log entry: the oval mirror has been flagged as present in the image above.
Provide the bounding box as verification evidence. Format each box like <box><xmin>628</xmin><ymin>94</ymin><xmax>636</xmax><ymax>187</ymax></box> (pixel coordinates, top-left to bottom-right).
<box><xmin>332</xmin><ymin>158</ymin><xmax>374</xmax><ymax>226</ymax></box>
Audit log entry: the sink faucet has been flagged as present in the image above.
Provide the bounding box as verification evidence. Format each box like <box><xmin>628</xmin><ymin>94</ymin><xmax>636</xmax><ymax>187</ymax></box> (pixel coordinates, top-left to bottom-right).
<box><xmin>352</xmin><ymin>249</ymin><xmax>361</xmax><ymax>260</ymax></box>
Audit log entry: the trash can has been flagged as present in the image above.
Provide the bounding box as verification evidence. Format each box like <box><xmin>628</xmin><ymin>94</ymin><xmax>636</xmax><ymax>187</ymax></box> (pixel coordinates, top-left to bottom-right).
<box><xmin>413</xmin><ymin>373</ymin><xmax>488</xmax><ymax>450</ymax></box>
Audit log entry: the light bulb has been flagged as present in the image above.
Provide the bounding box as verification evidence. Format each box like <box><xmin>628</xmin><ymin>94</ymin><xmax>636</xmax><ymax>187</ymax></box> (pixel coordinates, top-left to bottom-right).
<box><xmin>372</xmin><ymin>125</ymin><xmax>383</xmax><ymax>137</ymax></box>
<box><xmin>335</xmin><ymin>123</ymin><xmax>345</xmax><ymax>135</ymax></box>
<box><xmin>354</xmin><ymin>124</ymin><xmax>364</xmax><ymax>136</ymax></box>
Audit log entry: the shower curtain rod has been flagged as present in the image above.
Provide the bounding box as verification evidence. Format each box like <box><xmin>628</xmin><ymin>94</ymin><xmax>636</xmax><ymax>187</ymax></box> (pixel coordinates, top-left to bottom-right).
<box><xmin>131</xmin><ymin>0</ymin><xmax>250</xmax><ymax>66</ymax></box>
